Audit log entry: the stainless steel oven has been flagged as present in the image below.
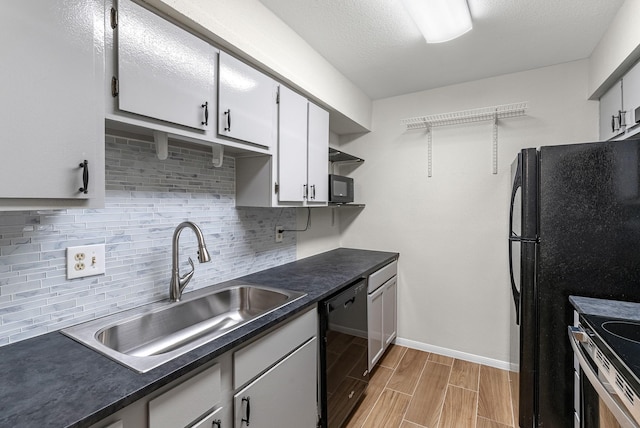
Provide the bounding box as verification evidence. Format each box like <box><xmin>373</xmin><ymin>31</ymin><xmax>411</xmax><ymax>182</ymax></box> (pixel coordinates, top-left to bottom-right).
<box><xmin>319</xmin><ymin>279</ymin><xmax>369</xmax><ymax>428</ymax></box>
<box><xmin>569</xmin><ymin>315</ymin><xmax>640</xmax><ymax>428</ymax></box>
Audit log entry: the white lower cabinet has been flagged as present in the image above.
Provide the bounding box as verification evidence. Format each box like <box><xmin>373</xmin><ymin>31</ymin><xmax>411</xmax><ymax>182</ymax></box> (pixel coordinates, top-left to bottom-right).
<box><xmin>233</xmin><ymin>308</ymin><xmax>318</xmax><ymax>427</ymax></box>
<box><xmin>383</xmin><ymin>277</ymin><xmax>398</xmax><ymax>348</ymax></box>
<box><xmin>89</xmin><ymin>308</ymin><xmax>317</xmax><ymax>428</ymax></box>
<box><xmin>234</xmin><ymin>338</ymin><xmax>318</xmax><ymax>427</ymax></box>
<box><xmin>367</xmin><ymin>261</ymin><xmax>398</xmax><ymax>371</ymax></box>
<box><xmin>367</xmin><ymin>286</ymin><xmax>384</xmax><ymax>369</ymax></box>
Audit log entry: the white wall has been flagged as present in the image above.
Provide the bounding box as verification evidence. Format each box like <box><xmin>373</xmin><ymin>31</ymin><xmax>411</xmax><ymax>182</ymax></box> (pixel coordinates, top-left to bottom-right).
<box><xmin>335</xmin><ymin>60</ymin><xmax>599</xmax><ymax>366</ymax></box>
<box><xmin>145</xmin><ymin>0</ymin><xmax>372</xmax><ymax>134</ymax></box>
<box><xmin>588</xmin><ymin>0</ymin><xmax>640</xmax><ymax>98</ymax></box>
<box><xmin>295</xmin><ymin>208</ymin><xmax>341</xmax><ymax>260</ymax></box>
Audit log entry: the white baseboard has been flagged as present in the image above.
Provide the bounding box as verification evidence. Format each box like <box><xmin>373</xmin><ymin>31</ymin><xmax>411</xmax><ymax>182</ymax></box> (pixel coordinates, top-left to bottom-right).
<box><xmin>394</xmin><ymin>337</ymin><xmax>515</xmax><ymax>371</ymax></box>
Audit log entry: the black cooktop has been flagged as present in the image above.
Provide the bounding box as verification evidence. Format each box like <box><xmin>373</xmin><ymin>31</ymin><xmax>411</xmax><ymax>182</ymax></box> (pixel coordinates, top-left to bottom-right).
<box><xmin>582</xmin><ymin>313</ymin><xmax>640</xmax><ymax>394</ymax></box>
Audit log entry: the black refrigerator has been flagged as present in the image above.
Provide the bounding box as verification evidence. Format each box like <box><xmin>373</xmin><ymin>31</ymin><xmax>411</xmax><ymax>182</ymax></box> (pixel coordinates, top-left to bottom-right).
<box><xmin>509</xmin><ymin>139</ymin><xmax>640</xmax><ymax>427</ymax></box>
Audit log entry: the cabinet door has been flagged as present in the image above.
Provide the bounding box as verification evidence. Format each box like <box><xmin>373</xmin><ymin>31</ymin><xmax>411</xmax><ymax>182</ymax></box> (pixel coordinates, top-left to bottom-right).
<box><xmin>624</xmin><ymin>61</ymin><xmax>640</xmax><ymax>128</ymax></box>
<box><xmin>234</xmin><ymin>338</ymin><xmax>317</xmax><ymax>428</ymax></box>
<box><xmin>218</xmin><ymin>52</ymin><xmax>276</xmax><ymax>148</ymax></box>
<box><xmin>383</xmin><ymin>277</ymin><xmax>398</xmax><ymax>347</ymax></box>
<box><xmin>117</xmin><ymin>0</ymin><xmax>215</xmax><ymax>131</ymax></box>
<box><xmin>367</xmin><ymin>287</ymin><xmax>384</xmax><ymax>371</ymax></box>
<box><xmin>278</xmin><ymin>86</ymin><xmax>308</xmax><ymax>203</ymax></box>
<box><xmin>0</xmin><ymin>0</ymin><xmax>103</xmax><ymax>201</ymax></box>
<box><xmin>599</xmin><ymin>81</ymin><xmax>624</xmax><ymax>141</ymax></box>
<box><xmin>307</xmin><ymin>103</ymin><xmax>329</xmax><ymax>203</ymax></box>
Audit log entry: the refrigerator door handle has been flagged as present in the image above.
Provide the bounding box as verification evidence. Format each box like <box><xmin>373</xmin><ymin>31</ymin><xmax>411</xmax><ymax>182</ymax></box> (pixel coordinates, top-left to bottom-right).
<box><xmin>508</xmin><ymin>236</ymin><xmax>521</xmax><ymax>325</ymax></box>
<box><xmin>509</xmin><ymin>158</ymin><xmax>522</xmax><ymax>325</ymax></box>
<box><xmin>509</xmin><ymin>158</ymin><xmax>522</xmax><ymax>236</ymax></box>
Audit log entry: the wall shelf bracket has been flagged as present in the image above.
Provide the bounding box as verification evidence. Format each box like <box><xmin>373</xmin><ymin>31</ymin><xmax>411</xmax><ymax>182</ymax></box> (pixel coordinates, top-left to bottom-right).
<box><xmin>211</xmin><ymin>143</ymin><xmax>224</xmax><ymax>167</ymax></box>
<box><xmin>400</xmin><ymin>102</ymin><xmax>527</xmax><ymax>176</ymax></box>
<box><xmin>154</xmin><ymin>130</ymin><xmax>169</xmax><ymax>160</ymax></box>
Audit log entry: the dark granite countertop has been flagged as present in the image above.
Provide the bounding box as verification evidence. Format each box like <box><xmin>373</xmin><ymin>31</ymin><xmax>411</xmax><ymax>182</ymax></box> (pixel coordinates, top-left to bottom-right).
<box><xmin>569</xmin><ymin>295</ymin><xmax>640</xmax><ymax>322</ymax></box>
<box><xmin>0</xmin><ymin>248</ymin><xmax>398</xmax><ymax>428</ymax></box>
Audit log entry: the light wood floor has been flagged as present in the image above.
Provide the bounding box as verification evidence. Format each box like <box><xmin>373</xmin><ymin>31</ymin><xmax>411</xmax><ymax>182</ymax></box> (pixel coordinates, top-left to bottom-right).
<box><xmin>345</xmin><ymin>344</ymin><xmax>518</xmax><ymax>428</ymax></box>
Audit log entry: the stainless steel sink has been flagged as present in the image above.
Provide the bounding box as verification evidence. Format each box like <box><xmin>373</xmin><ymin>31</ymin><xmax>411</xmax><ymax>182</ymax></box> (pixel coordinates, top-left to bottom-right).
<box><xmin>62</xmin><ymin>283</ymin><xmax>305</xmax><ymax>373</ymax></box>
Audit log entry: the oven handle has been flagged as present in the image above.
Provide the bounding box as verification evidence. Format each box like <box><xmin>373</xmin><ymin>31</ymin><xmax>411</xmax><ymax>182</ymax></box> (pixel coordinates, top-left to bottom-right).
<box><xmin>568</xmin><ymin>326</ymin><xmax>640</xmax><ymax>428</ymax></box>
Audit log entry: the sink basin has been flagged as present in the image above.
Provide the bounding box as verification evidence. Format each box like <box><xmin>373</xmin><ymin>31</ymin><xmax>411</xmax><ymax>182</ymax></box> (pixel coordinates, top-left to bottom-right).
<box><xmin>62</xmin><ymin>284</ymin><xmax>305</xmax><ymax>373</ymax></box>
<box><xmin>603</xmin><ymin>320</ymin><xmax>640</xmax><ymax>344</ymax></box>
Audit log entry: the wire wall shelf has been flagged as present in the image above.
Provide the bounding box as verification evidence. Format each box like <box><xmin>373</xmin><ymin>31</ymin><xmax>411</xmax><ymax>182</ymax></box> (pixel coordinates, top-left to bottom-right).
<box><xmin>400</xmin><ymin>102</ymin><xmax>528</xmax><ymax>176</ymax></box>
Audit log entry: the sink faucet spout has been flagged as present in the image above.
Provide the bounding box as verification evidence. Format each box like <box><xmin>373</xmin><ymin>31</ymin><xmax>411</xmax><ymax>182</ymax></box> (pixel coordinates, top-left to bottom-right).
<box><xmin>170</xmin><ymin>221</ymin><xmax>211</xmax><ymax>302</ymax></box>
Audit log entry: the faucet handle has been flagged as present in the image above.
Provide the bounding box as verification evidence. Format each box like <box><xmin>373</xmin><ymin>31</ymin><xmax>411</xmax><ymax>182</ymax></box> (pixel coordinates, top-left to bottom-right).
<box><xmin>178</xmin><ymin>257</ymin><xmax>196</xmax><ymax>291</ymax></box>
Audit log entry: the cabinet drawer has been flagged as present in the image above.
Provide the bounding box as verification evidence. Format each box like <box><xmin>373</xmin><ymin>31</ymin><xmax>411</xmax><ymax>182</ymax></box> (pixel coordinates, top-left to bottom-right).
<box><xmin>149</xmin><ymin>363</ymin><xmax>221</xmax><ymax>428</ymax></box>
<box><xmin>368</xmin><ymin>260</ymin><xmax>397</xmax><ymax>292</ymax></box>
<box><xmin>192</xmin><ymin>406</ymin><xmax>223</xmax><ymax>428</ymax></box>
<box><xmin>234</xmin><ymin>307</ymin><xmax>317</xmax><ymax>389</ymax></box>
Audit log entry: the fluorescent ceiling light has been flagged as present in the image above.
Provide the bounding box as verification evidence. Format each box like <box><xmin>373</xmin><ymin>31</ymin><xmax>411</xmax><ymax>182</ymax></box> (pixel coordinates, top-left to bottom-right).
<box><xmin>401</xmin><ymin>0</ymin><xmax>472</xmax><ymax>43</ymax></box>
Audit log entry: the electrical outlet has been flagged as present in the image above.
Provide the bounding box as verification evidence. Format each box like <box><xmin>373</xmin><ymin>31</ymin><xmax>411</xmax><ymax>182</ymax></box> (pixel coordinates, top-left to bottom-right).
<box><xmin>67</xmin><ymin>244</ymin><xmax>106</xmax><ymax>279</ymax></box>
<box><xmin>275</xmin><ymin>226</ymin><xmax>284</xmax><ymax>243</ymax></box>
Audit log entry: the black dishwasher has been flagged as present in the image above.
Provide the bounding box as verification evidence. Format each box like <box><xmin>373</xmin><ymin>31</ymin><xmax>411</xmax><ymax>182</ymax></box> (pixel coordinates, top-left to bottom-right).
<box><xmin>319</xmin><ymin>278</ymin><xmax>369</xmax><ymax>428</ymax></box>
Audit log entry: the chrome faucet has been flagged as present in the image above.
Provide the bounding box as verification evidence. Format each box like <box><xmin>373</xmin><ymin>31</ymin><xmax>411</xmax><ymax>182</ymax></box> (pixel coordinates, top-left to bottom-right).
<box><xmin>169</xmin><ymin>221</ymin><xmax>211</xmax><ymax>302</ymax></box>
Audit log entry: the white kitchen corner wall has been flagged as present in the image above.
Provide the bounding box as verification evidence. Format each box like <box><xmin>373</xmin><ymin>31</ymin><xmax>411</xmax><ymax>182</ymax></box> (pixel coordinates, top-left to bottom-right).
<box><xmin>0</xmin><ymin>136</ymin><xmax>297</xmax><ymax>345</ymax></box>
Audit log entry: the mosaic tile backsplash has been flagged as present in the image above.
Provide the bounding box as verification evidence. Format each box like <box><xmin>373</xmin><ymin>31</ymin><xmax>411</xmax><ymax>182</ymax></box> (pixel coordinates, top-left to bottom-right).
<box><xmin>0</xmin><ymin>136</ymin><xmax>296</xmax><ymax>345</ymax></box>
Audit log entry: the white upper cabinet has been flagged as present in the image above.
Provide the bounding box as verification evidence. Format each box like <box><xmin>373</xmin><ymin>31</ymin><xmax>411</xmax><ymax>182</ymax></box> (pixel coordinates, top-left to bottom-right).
<box><xmin>307</xmin><ymin>103</ymin><xmax>329</xmax><ymax>204</ymax></box>
<box><xmin>114</xmin><ymin>0</ymin><xmax>216</xmax><ymax>132</ymax></box>
<box><xmin>599</xmin><ymin>80</ymin><xmax>624</xmax><ymax>141</ymax></box>
<box><xmin>218</xmin><ymin>51</ymin><xmax>277</xmax><ymax>149</ymax></box>
<box><xmin>599</xmin><ymin>60</ymin><xmax>640</xmax><ymax>141</ymax></box>
<box><xmin>623</xmin><ymin>61</ymin><xmax>640</xmax><ymax>132</ymax></box>
<box><xmin>277</xmin><ymin>87</ymin><xmax>329</xmax><ymax>205</ymax></box>
<box><xmin>278</xmin><ymin>86</ymin><xmax>309</xmax><ymax>203</ymax></box>
<box><xmin>235</xmin><ymin>88</ymin><xmax>329</xmax><ymax>207</ymax></box>
<box><xmin>0</xmin><ymin>0</ymin><xmax>105</xmax><ymax>209</ymax></box>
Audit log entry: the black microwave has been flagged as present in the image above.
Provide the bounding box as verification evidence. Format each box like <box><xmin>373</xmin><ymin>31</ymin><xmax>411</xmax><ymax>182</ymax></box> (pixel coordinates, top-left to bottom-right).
<box><xmin>328</xmin><ymin>174</ymin><xmax>354</xmax><ymax>204</ymax></box>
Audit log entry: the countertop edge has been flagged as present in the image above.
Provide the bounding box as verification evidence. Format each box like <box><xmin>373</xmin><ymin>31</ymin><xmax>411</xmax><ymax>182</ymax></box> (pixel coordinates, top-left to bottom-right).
<box><xmin>570</xmin><ymin>295</ymin><xmax>640</xmax><ymax>322</ymax></box>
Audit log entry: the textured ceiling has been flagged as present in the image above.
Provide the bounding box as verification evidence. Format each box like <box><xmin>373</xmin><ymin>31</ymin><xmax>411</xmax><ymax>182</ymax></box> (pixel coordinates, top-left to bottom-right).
<box><xmin>258</xmin><ymin>0</ymin><xmax>625</xmax><ymax>100</ymax></box>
